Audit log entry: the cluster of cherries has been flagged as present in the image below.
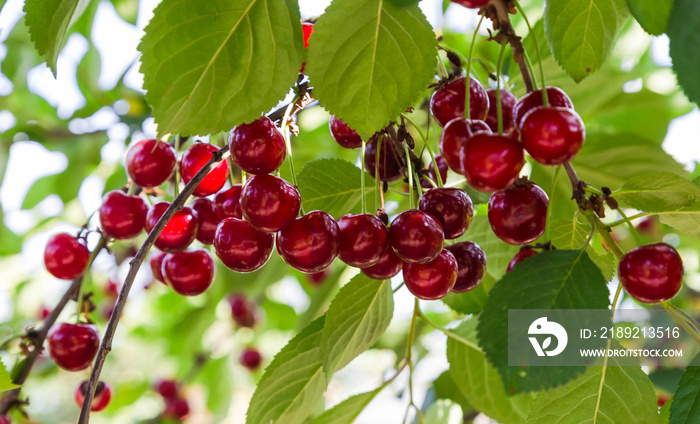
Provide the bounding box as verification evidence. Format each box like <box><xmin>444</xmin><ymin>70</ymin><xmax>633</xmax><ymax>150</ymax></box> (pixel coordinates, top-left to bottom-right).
<box><xmin>153</xmin><ymin>379</ymin><xmax>190</xmax><ymax>421</ymax></box>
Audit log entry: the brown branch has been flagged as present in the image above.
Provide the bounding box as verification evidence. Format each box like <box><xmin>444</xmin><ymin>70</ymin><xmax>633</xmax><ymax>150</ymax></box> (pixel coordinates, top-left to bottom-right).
<box><xmin>486</xmin><ymin>0</ymin><xmax>534</xmax><ymax>92</ymax></box>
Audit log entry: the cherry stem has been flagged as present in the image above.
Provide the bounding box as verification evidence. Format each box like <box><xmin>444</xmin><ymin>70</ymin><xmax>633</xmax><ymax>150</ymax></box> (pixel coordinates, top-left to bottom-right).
<box><xmin>661</xmin><ymin>302</ymin><xmax>700</xmax><ymax>347</ymax></box>
<box><xmin>590</xmin><ymin>213</ymin><xmax>625</xmax><ymax>260</ymax></box>
<box><xmin>375</xmin><ymin>139</ymin><xmax>384</xmax><ymax>210</ymax></box>
<box><xmin>173</xmin><ymin>162</ymin><xmax>181</xmax><ymax>198</ymax></box>
<box><xmin>401</xmin><ymin>113</ymin><xmax>443</xmax><ymax>187</ymax></box>
<box><xmin>490</xmin><ymin>0</ymin><xmax>534</xmax><ymax>92</ymax></box>
<box><xmin>75</xmin><ymin>239</ymin><xmax>105</xmax><ymax>323</ymax></box>
<box><xmin>403</xmin><ymin>298</ymin><xmax>420</xmax><ymax>424</ymax></box>
<box><xmin>403</xmin><ymin>142</ymin><xmax>415</xmax><ymax>208</ymax></box>
<box><xmin>513</xmin><ymin>0</ymin><xmax>547</xmax><ymax>104</ymax></box>
<box><xmin>437</xmin><ymin>51</ymin><xmax>450</xmax><ymax>78</ymax></box>
<box><xmin>543</xmin><ymin>166</ymin><xmax>562</xmax><ymax>240</ymax></box>
<box><xmin>464</xmin><ymin>14</ymin><xmax>485</xmax><ymax>119</ymax></box>
<box><xmin>496</xmin><ymin>42</ymin><xmax>507</xmax><ymax>134</ymax></box>
<box><xmin>607</xmin><ymin>212</ymin><xmax>652</xmax><ymax>227</ymax></box>
<box><xmin>617</xmin><ymin>208</ymin><xmax>643</xmax><ymax>246</ymax></box>
<box><xmin>126</xmin><ymin>183</ymin><xmax>137</xmax><ymax>196</ymax></box>
<box><xmin>523</xmin><ymin>50</ymin><xmax>539</xmax><ymax>90</ymax></box>
<box><xmin>227</xmin><ymin>156</ymin><xmax>237</xmax><ymax>186</ymax></box>
<box><xmin>360</xmin><ymin>141</ymin><xmax>367</xmax><ymax>214</ymax></box>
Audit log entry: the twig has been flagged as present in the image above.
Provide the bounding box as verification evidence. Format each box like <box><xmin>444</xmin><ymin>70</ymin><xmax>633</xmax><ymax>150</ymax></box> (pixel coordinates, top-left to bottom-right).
<box><xmin>486</xmin><ymin>0</ymin><xmax>534</xmax><ymax>92</ymax></box>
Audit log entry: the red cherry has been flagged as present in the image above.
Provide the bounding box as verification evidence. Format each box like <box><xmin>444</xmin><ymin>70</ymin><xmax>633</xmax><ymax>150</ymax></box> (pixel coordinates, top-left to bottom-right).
<box><xmin>389</xmin><ymin>210</ymin><xmax>444</xmax><ymax>264</ymax></box>
<box><xmin>154</xmin><ymin>379</ymin><xmax>180</xmax><ymax>399</ymax></box>
<box><xmin>488</xmin><ymin>183</ymin><xmax>549</xmax><ymax>245</ymax></box>
<box><xmin>364</xmin><ymin>134</ymin><xmax>403</xmax><ymax>182</ymax></box>
<box><xmin>74</xmin><ymin>381</ymin><xmax>112</xmax><ymax>412</ymax></box>
<box><xmin>512</xmin><ymin>87</ymin><xmax>574</xmax><ymax>129</ymax></box>
<box><xmin>214</xmin><ymin>217</ymin><xmax>274</xmax><ymax>272</ymax></box>
<box><xmin>47</xmin><ymin>322</ymin><xmax>100</xmax><ymax>371</ymax></box>
<box><xmin>421</xmin><ymin>154</ymin><xmax>449</xmax><ymax>188</ymax></box>
<box><xmin>125</xmin><ymin>139</ymin><xmax>176</xmax><ymax>188</ymax></box>
<box><xmin>418</xmin><ymin>188</ymin><xmax>473</xmax><ymax>239</ymax></box>
<box><xmin>439</xmin><ymin>118</ymin><xmax>490</xmax><ymax>175</ymax></box>
<box><xmin>450</xmin><ymin>0</ymin><xmax>490</xmax><ymax>8</ymax></box>
<box><xmin>229</xmin><ymin>116</ymin><xmax>286</xmax><ymax>175</ymax></box>
<box><xmin>145</xmin><ymin>202</ymin><xmax>198</xmax><ymax>253</ymax></box>
<box><xmin>191</xmin><ymin>198</ymin><xmax>219</xmax><ymax>245</ymax></box>
<box><xmin>240</xmin><ymin>347</ymin><xmax>263</xmax><ymax>370</ymax></box>
<box><xmin>329</xmin><ymin>115</ymin><xmax>363</xmax><ymax>149</ymax></box>
<box><xmin>403</xmin><ymin>249</ymin><xmax>458</xmax><ymax>300</ymax></box>
<box><xmin>179</xmin><ymin>143</ymin><xmax>229</xmax><ymax>197</ymax></box>
<box><xmin>39</xmin><ymin>305</ymin><xmax>52</xmax><ymax>320</ymax></box>
<box><xmin>240</xmin><ymin>174</ymin><xmax>301</xmax><ymax>232</ymax></box>
<box><xmin>0</xmin><ymin>415</ymin><xmax>9</xmax><ymax>424</ymax></box>
<box><xmin>149</xmin><ymin>251</ymin><xmax>167</xmax><ymax>284</ymax></box>
<box><xmin>161</xmin><ymin>250</ymin><xmax>215</xmax><ymax>296</ymax></box>
<box><xmin>164</xmin><ymin>397</ymin><xmax>190</xmax><ymax>420</ymax></box>
<box><xmin>618</xmin><ymin>243</ymin><xmax>684</xmax><ymax>303</ymax></box>
<box><xmin>214</xmin><ymin>184</ymin><xmax>243</xmax><ymax>220</ymax></box>
<box><xmin>302</xmin><ymin>22</ymin><xmax>314</xmax><ymax>48</ymax></box>
<box><xmin>446</xmin><ymin>241</ymin><xmax>486</xmax><ymax>292</ymax></box>
<box><xmin>460</xmin><ymin>132</ymin><xmax>525</xmax><ymax>192</ymax></box>
<box><xmin>277</xmin><ymin>211</ymin><xmax>339</xmax><ymax>273</ymax></box>
<box><xmin>228</xmin><ymin>294</ymin><xmax>258</xmax><ymax>328</ymax></box>
<box><xmin>636</xmin><ymin>216</ymin><xmax>658</xmax><ymax>236</ymax></box>
<box><xmin>337</xmin><ymin>213</ymin><xmax>389</xmax><ymax>268</ymax></box>
<box><xmin>44</xmin><ymin>233</ymin><xmax>90</xmax><ymax>280</ymax></box>
<box><xmin>361</xmin><ymin>247</ymin><xmax>404</xmax><ymax>280</ymax></box>
<box><xmin>105</xmin><ymin>279</ymin><xmax>119</xmax><ymax>298</ymax></box>
<box><xmin>506</xmin><ymin>247</ymin><xmax>539</xmax><ymax>273</ymax></box>
<box><xmin>520</xmin><ymin>107</ymin><xmax>585</xmax><ymax>165</ymax></box>
<box><xmin>430</xmin><ymin>76</ymin><xmax>489</xmax><ymax>127</ymax></box>
<box><xmin>485</xmin><ymin>89</ymin><xmax>517</xmax><ymax>133</ymax></box>
<box><xmin>99</xmin><ymin>190</ymin><xmax>148</xmax><ymax>240</ymax></box>
<box><xmin>306</xmin><ymin>269</ymin><xmax>331</xmax><ymax>286</ymax></box>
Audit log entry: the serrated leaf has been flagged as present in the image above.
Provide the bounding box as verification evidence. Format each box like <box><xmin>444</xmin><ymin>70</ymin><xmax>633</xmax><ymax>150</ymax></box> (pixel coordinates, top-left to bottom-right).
<box><xmin>669</xmin><ymin>353</ymin><xmax>700</xmax><ymax>422</ymax></box>
<box><xmin>306</xmin><ymin>0</ymin><xmax>437</xmax><ymax>139</ymax></box>
<box><xmin>310</xmin><ymin>388</ymin><xmax>382</xmax><ymax>424</ymax></box>
<box><xmin>626</xmin><ymin>0</ymin><xmax>674</xmax><ymax>35</ymax></box>
<box><xmin>321</xmin><ymin>274</ymin><xmax>393</xmax><ymax>378</ymax></box>
<box><xmin>660</xmin><ymin>397</ymin><xmax>673</xmax><ymax>424</ymax></box>
<box><xmin>659</xmin><ymin>206</ymin><xmax>700</xmax><ymax>239</ymax></box>
<box><xmin>668</xmin><ymin>0</ymin><xmax>700</xmax><ymax>106</ymax></box>
<box><xmin>247</xmin><ymin>317</ymin><xmax>326</xmax><ymax>424</ymax></box>
<box><xmin>477</xmin><ymin>250</ymin><xmax>610</xmax><ymax>393</ymax></box>
<box><xmin>139</xmin><ymin>0</ymin><xmax>304</xmax><ymax>137</ymax></box>
<box><xmin>615</xmin><ymin>172</ymin><xmax>700</xmax><ymax>212</ymax></box>
<box><xmin>548</xmin><ymin>219</ymin><xmax>615</xmax><ymax>281</ymax></box>
<box><xmin>0</xmin><ymin>359</ymin><xmax>19</xmax><ymax>394</ymax></box>
<box><xmin>544</xmin><ymin>0</ymin><xmax>629</xmax><ymax>82</ymax></box>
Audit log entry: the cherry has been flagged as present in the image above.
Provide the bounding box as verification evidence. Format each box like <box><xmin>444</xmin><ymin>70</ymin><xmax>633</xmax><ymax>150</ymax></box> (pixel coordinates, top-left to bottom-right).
<box><xmin>99</xmin><ymin>190</ymin><xmax>148</xmax><ymax>240</ymax></box>
<box><xmin>329</xmin><ymin>115</ymin><xmax>363</xmax><ymax>149</ymax></box>
<box><xmin>362</xmin><ymin>247</ymin><xmax>403</xmax><ymax>280</ymax></box>
<box><xmin>229</xmin><ymin>116</ymin><xmax>286</xmax><ymax>175</ymax></box>
<box><xmin>488</xmin><ymin>182</ymin><xmax>549</xmax><ymax>245</ymax></box>
<box><xmin>636</xmin><ymin>216</ymin><xmax>659</xmax><ymax>237</ymax></box>
<box><xmin>389</xmin><ymin>210</ymin><xmax>444</xmax><ymax>264</ymax></box>
<box><xmin>154</xmin><ymin>379</ymin><xmax>180</xmax><ymax>399</ymax></box>
<box><xmin>240</xmin><ymin>174</ymin><xmax>301</xmax><ymax>232</ymax></box>
<box><xmin>228</xmin><ymin>294</ymin><xmax>258</xmax><ymax>328</ymax></box>
<box><xmin>149</xmin><ymin>251</ymin><xmax>167</xmax><ymax>284</ymax></box>
<box><xmin>44</xmin><ymin>233</ymin><xmax>90</xmax><ymax>280</ymax></box>
<box><xmin>403</xmin><ymin>249</ymin><xmax>458</xmax><ymax>300</ymax></box>
<box><xmin>512</xmin><ymin>87</ymin><xmax>574</xmax><ymax>129</ymax></box>
<box><xmin>74</xmin><ymin>381</ymin><xmax>112</xmax><ymax>412</ymax></box>
<box><xmin>145</xmin><ymin>202</ymin><xmax>198</xmax><ymax>253</ymax></box>
<box><xmin>337</xmin><ymin>213</ymin><xmax>389</xmax><ymax>268</ymax></box>
<box><xmin>47</xmin><ymin>322</ymin><xmax>100</xmax><ymax>371</ymax></box>
<box><xmin>164</xmin><ymin>397</ymin><xmax>190</xmax><ymax>420</ymax></box>
<box><xmin>421</xmin><ymin>154</ymin><xmax>449</xmax><ymax>188</ymax></box>
<box><xmin>430</xmin><ymin>76</ymin><xmax>489</xmax><ymax>127</ymax></box>
<box><xmin>307</xmin><ymin>269</ymin><xmax>331</xmax><ymax>286</ymax></box>
<box><xmin>302</xmin><ymin>22</ymin><xmax>314</xmax><ymax>48</ymax></box>
<box><xmin>419</xmin><ymin>188</ymin><xmax>473</xmax><ymax>239</ymax></box>
<box><xmin>618</xmin><ymin>243</ymin><xmax>684</xmax><ymax>303</ymax></box>
<box><xmin>214</xmin><ymin>184</ymin><xmax>243</xmax><ymax>220</ymax></box>
<box><xmin>214</xmin><ymin>217</ymin><xmax>274</xmax><ymax>272</ymax></box>
<box><xmin>179</xmin><ymin>142</ymin><xmax>229</xmax><ymax>197</ymax></box>
<box><xmin>460</xmin><ymin>131</ymin><xmax>525</xmax><ymax>192</ymax></box>
<box><xmin>0</xmin><ymin>415</ymin><xmax>9</xmax><ymax>424</ymax></box>
<box><xmin>520</xmin><ymin>107</ymin><xmax>585</xmax><ymax>165</ymax></box>
<box><xmin>190</xmin><ymin>198</ymin><xmax>218</xmax><ymax>245</ymax></box>
<box><xmin>506</xmin><ymin>247</ymin><xmax>539</xmax><ymax>272</ymax></box>
<box><xmin>105</xmin><ymin>279</ymin><xmax>119</xmax><ymax>298</ymax></box>
<box><xmin>125</xmin><ymin>139</ymin><xmax>176</xmax><ymax>188</ymax></box>
<box><xmin>450</xmin><ymin>0</ymin><xmax>490</xmax><ymax>7</ymax></box>
<box><xmin>240</xmin><ymin>347</ymin><xmax>263</xmax><ymax>370</ymax></box>
<box><xmin>161</xmin><ymin>250</ymin><xmax>215</xmax><ymax>296</ymax></box>
<box><xmin>39</xmin><ymin>305</ymin><xmax>52</xmax><ymax>320</ymax></box>
<box><xmin>276</xmin><ymin>211</ymin><xmax>339</xmax><ymax>273</ymax></box>
<box><xmin>485</xmin><ymin>88</ymin><xmax>517</xmax><ymax>133</ymax></box>
<box><xmin>439</xmin><ymin>117</ymin><xmax>490</xmax><ymax>175</ymax></box>
<box><xmin>364</xmin><ymin>134</ymin><xmax>403</xmax><ymax>182</ymax></box>
<box><xmin>445</xmin><ymin>241</ymin><xmax>486</xmax><ymax>292</ymax></box>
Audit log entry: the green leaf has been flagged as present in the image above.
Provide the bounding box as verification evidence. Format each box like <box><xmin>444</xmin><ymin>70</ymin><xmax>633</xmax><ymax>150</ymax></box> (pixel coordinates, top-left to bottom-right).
<box><xmin>668</xmin><ymin>0</ymin><xmax>700</xmax><ymax>106</ymax></box>
<box><xmin>138</xmin><ymin>0</ymin><xmax>304</xmax><ymax>137</ymax></box>
<box><xmin>548</xmin><ymin>219</ymin><xmax>615</xmax><ymax>281</ymax></box>
<box><xmin>423</xmin><ymin>400</ymin><xmax>464</xmax><ymax>424</ymax></box>
<box><xmin>306</xmin><ymin>0</ymin><xmax>437</xmax><ymax>139</ymax></box>
<box><xmin>247</xmin><ymin>317</ymin><xmax>326</xmax><ymax>424</ymax></box>
<box><xmin>660</xmin><ymin>397</ymin><xmax>673</xmax><ymax>424</ymax></box>
<box><xmin>477</xmin><ymin>250</ymin><xmax>610</xmax><ymax>393</ymax></box>
<box><xmin>447</xmin><ymin>319</ymin><xmax>534</xmax><ymax>423</ymax></box>
<box><xmin>544</xmin><ymin>0</ymin><xmax>629</xmax><ymax>82</ymax></box>
<box><xmin>615</xmin><ymin>172</ymin><xmax>700</xmax><ymax>212</ymax></box>
<box><xmin>433</xmin><ymin>372</ymin><xmax>473</xmax><ymax>413</ymax></box>
<box><xmin>0</xmin><ymin>359</ymin><xmax>19</xmax><ymax>394</ymax></box>
<box><xmin>23</xmin><ymin>0</ymin><xmax>90</xmax><ymax>76</ymax></box>
<box><xmin>626</xmin><ymin>0</ymin><xmax>674</xmax><ymax>35</ymax></box>
<box><xmin>310</xmin><ymin>388</ymin><xmax>382</xmax><ymax>424</ymax></box>
<box><xmin>658</xmin><ymin>206</ymin><xmax>700</xmax><ymax>239</ymax></box>
<box><xmin>669</xmin><ymin>353</ymin><xmax>700</xmax><ymax>422</ymax></box>
<box><xmin>297</xmin><ymin>158</ymin><xmax>375</xmax><ymax>220</ymax></box>
<box><xmin>321</xmin><ymin>274</ymin><xmax>393</xmax><ymax>378</ymax></box>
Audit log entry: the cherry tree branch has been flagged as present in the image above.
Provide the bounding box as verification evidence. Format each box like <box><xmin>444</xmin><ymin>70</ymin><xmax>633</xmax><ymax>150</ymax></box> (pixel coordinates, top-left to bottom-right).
<box><xmin>486</xmin><ymin>0</ymin><xmax>534</xmax><ymax>92</ymax></box>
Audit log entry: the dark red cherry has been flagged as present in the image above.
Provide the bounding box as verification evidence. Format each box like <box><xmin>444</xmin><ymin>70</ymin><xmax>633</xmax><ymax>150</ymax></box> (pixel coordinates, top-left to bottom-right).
<box><xmin>74</xmin><ymin>381</ymin><xmax>112</xmax><ymax>412</ymax></box>
<box><xmin>421</xmin><ymin>154</ymin><xmax>449</xmax><ymax>188</ymax></box>
<box><xmin>47</xmin><ymin>322</ymin><xmax>100</xmax><ymax>371</ymax></box>
<box><xmin>164</xmin><ymin>398</ymin><xmax>190</xmax><ymax>420</ymax></box>
<box><xmin>214</xmin><ymin>217</ymin><xmax>274</xmax><ymax>272</ymax></box>
<box><xmin>329</xmin><ymin>115</ymin><xmax>363</xmax><ymax>149</ymax></box>
<box><xmin>506</xmin><ymin>247</ymin><xmax>539</xmax><ymax>272</ymax></box>
<box><xmin>430</xmin><ymin>76</ymin><xmax>489</xmax><ymax>127</ymax></box>
<box><xmin>364</xmin><ymin>134</ymin><xmax>403</xmax><ymax>182</ymax></box>
<box><xmin>229</xmin><ymin>116</ymin><xmax>286</xmax><ymax>175</ymax></box>
<box><xmin>276</xmin><ymin>211</ymin><xmax>339</xmax><ymax>273</ymax></box>
<box><xmin>389</xmin><ymin>210</ymin><xmax>444</xmax><ymax>264</ymax></box>
<box><xmin>240</xmin><ymin>174</ymin><xmax>301</xmax><ymax>232</ymax></box>
<box><xmin>485</xmin><ymin>88</ymin><xmax>517</xmax><ymax>133</ymax></box>
<box><xmin>302</xmin><ymin>22</ymin><xmax>314</xmax><ymax>48</ymax></box>
<box><xmin>488</xmin><ymin>182</ymin><xmax>549</xmax><ymax>245</ymax></box>
<box><xmin>513</xmin><ymin>87</ymin><xmax>574</xmax><ymax>129</ymax></box>
<box><xmin>403</xmin><ymin>249</ymin><xmax>458</xmax><ymax>300</ymax></box>
<box><xmin>618</xmin><ymin>243</ymin><xmax>684</xmax><ymax>303</ymax></box>
<box><xmin>439</xmin><ymin>118</ymin><xmax>490</xmax><ymax>175</ymax></box>
<box><xmin>44</xmin><ymin>233</ymin><xmax>90</xmax><ymax>280</ymax></box>
<box><xmin>361</xmin><ymin>247</ymin><xmax>404</xmax><ymax>280</ymax></box>
<box><xmin>149</xmin><ymin>251</ymin><xmax>167</xmax><ymax>284</ymax></box>
<box><xmin>214</xmin><ymin>184</ymin><xmax>243</xmax><ymax>220</ymax></box>
<box><xmin>450</xmin><ymin>0</ymin><xmax>490</xmax><ymax>7</ymax></box>
<box><xmin>460</xmin><ymin>132</ymin><xmax>525</xmax><ymax>192</ymax></box>
<box><xmin>99</xmin><ymin>190</ymin><xmax>148</xmax><ymax>240</ymax></box>
<box><xmin>154</xmin><ymin>379</ymin><xmax>180</xmax><ymax>399</ymax></box>
<box><xmin>337</xmin><ymin>213</ymin><xmax>389</xmax><ymax>268</ymax></box>
<box><xmin>125</xmin><ymin>139</ymin><xmax>176</xmax><ymax>188</ymax></box>
<box><xmin>161</xmin><ymin>250</ymin><xmax>215</xmax><ymax>296</ymax></box>
<box><xmin>191</xmin><ymin>198</ymin><xmax>218</xmax><ymax>245</ymax></box>
<box><xmin>228</xmin><ymin>294</ymin><xmax>258</xmax><ymax>328</ymax></box>
<box><xmin>145</xmin><ymin>202</ymin><xmax>198</xmax><ymax>253</ymax></box>
<box><xmin>446</xmin><ymin>241</ymin><xmax>486</xmax><ymax>292</ymax></box>
<box><xmin>419</xmin><ymin>188</ymin><xmax>473</xmax><ymax>239</ymax></box>
<box><xmin>520</xmin><ymin>107</ymin><xmax>585</xmax><ymax>165</ymax></box>
<box><xmin>179</xmin><ymin>142</ymin><xmax>229</xmax><ymax>197</ymax></box>
<box><xmin>240</xmin><ymin>347</ymin><xmax>263</xmax><ymax>370</ymax></box>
